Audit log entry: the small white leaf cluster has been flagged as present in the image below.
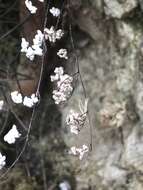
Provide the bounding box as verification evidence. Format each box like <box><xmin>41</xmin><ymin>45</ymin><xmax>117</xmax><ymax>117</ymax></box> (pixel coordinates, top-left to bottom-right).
<box><xmin>50</xmin><ymin>67</ymin><xmax>73</xmax><ymax>104</ymax></box>
<box><xmin>0</xmin><ymin>153</ymin><xmax>6</xmax><ymax>170</ymax></box>
<box><xmin>25</xmin><ymin>0</ymin><xmax>44</xmax><ymax>14</ymax></box>
<box><xmin>11</xmin><ymin>91</ymin><xmax>23</xmax><ymax>104</ymax></box>
<box><xmin>0</xmin><ymin>100</ymin><xmax>4</xmax><ymax>110</ymax></box>
<box><xmin>57</xmin><ymin>49</ymin><xmax>68</xmax><ymax>59</ymax></box>
<box><xmin>4</xmin><ymin>125</ymin><xmax>21</xmax><ymax>144</ymax></box>
<box><xmin>21</xmin><ymin>30</ymin><xmax>44</xmax><ymax>61</ymax></box>
<box><xmin>23</xmin><ymin>94</ymin><xmax>39</xmax><ymax>108</ymax></box>
<box><xmin>0</xmin><ymin>125</ymin><xmax>21</xmax><ymax>170</ymax></box>
<box><xmin>11</xmin><ymin>91</ymin><xmax>39</xmax><ymax>108</ymax></box>
<box><xmin>67</xmin><ymin>100</ymin><xmax>89</xmax><ymax>159</ymax></box>
<box><xmin>44</xmin><ymin>26</ymin><xmax>64</xmax><ymax>43</ymax></box>
<box><xmin>66</xmin><ymin>110</ymin><xmax>86</xmax><ymax>135</ymax></box>
<box><xmin>66</xmin><ymin>99</ymin><xmax>88</xmax><ymax>135</ymax></box>
<box><xmin>25</xmin><ymin>0</ymin><xmax>37</xmax><ymax>14</ymax></box>
<box><xmin>70</xmin><ymin>145</ymin><xmax>89</xmax><ymax>160</ymax></box>
<box><xmin>21</xmin><ymin>38</ymin><xmax>29</xmax><ymax>53</ymax></box>
<box><xmin>50</xmin><ymin>7</ymin><xmax>60</xmax><ymax>17</ymax></box>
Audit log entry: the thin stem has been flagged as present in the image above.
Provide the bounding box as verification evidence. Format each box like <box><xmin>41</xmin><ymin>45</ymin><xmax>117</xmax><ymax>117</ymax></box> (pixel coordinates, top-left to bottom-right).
<box><xmin>68</xmin><ymin>4</ymin><xmax>93</xmax><ymax>151</ymax></box>
<box><xmin>0</xmin><ymin>14</ymin><xmax>31</xmax><ymax>41</ymax></box>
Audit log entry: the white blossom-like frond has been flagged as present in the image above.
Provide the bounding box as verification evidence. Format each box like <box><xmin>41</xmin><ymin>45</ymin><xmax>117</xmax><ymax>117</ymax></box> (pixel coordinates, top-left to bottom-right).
<box><xmin>70</xmin><ymin>145</ymin><xmax>89</xmax><ymax>160</ymax></box>
<box><xmin>11</xmin><ymin>91</ymin><xmax>23</xmax><ymax>104</ymax></box>
<box><xmin>4</xmin><ymin>125</ymin><xmax>21</xmax><ymax>144</ymax></box>
<box><xmin>25</xmin><ymin>0</ymin><xmax>37</xmax><ymax>14</ymax></box>
<box><xmin>57</xmin><ymin>49</ymin><xmax>68</xmax><ymax>59</ymax></box>
<box><xmin>51</xmin><ymin>67</ymin><xmax>73</xmax><ymax>104</ymax></box>
<box><xmin>21</xmin><ymin>30</ymin><xmax>44</xmax><ymax>60</ymax></box>
<box><xmin>21</xmin><ymin>38</ymin><xmax>29</xmax><ymax>53</ymax></box>
<box><xmin>33</xmin><ymin>30</ymin><xmax>44</xmax><ymax>47</ymax></box>
<box><xmin>23</xmin><ymin>94</ymin><xmax>39</xmax><ymax>108</ymax></box>
<box><xmin>26</xmin><ymin>47</ymin><xmax>35</xmax><ymax>61</ymax></box>
<box><xmin>66</xmin><ymin>99</ymin><xmax>88</xmax><ymax>134</ymax></box>
<box><xmin>44</xmin><ymin>26</ymin><xmax>64</xmax><ymax>43</ymax></box>
<box><xmin>50</xmin><ymin>7</ymin><xmax>60</xmax><ymax>17</ymax></box>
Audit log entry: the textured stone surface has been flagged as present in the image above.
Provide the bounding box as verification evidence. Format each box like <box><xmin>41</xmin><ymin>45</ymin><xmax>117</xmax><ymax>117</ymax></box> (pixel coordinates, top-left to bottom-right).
<box><xmin>62</xmin><ymin>1</ymin><xmax>143</xmax><ymax>189</ymax></box>
<box><xmin>121</xmin><ymin>125</ymin><xmax>143</xmax><ymax>172</ymax></box>
<box><xmin>104</xmin><ymin>0</ymin><xmax>138</xmax><ymax>18</ymax></box>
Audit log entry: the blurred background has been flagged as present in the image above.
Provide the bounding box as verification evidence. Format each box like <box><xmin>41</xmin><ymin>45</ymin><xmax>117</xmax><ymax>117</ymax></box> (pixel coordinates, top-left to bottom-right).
<box><xmin>0</xmin><ymin>0</ymin><xmax>143</xmax><ymax>190</ymax></box>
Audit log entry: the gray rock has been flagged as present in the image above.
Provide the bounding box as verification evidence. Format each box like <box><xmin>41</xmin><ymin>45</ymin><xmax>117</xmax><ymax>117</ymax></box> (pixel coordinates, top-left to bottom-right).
<box><xmin>104</xmin><ymin>0</ymin><xmax>138</xmax><ymax>18</ymax></box>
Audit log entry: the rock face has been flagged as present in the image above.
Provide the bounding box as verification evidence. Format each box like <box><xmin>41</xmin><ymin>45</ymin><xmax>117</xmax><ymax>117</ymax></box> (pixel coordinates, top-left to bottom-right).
<box><xmin>62</xmin><ymin>0</ymin><xmax>143</xmax><ymax>189</ymax></box>
<box><xmin>104</xmin><ymin>0</ymin><xmax>138</xmax><ymax>18</ymax></box>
